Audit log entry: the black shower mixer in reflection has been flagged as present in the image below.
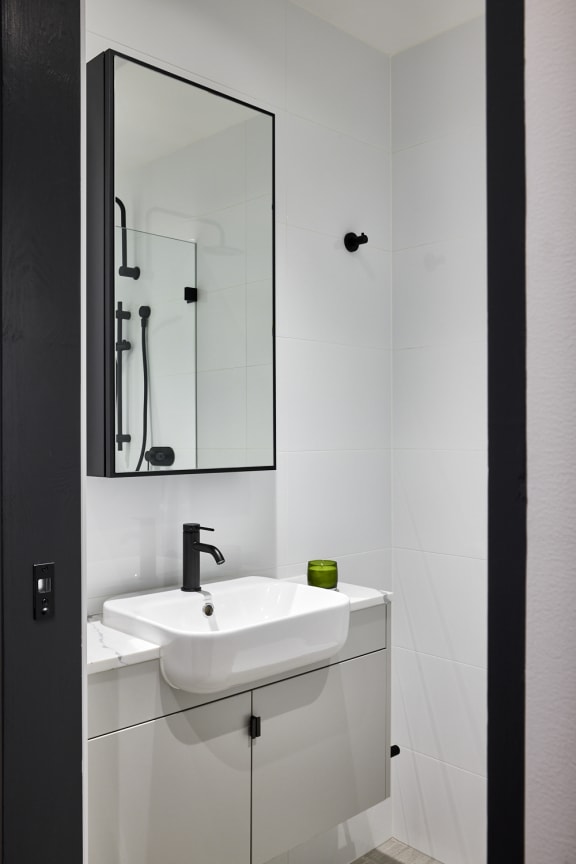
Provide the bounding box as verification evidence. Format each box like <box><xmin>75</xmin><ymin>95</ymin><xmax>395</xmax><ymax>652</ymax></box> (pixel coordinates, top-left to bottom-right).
<box><xmin>115</xmin><ymin>197</ymin><xmax>141</xmax><ymax>279</ymax></box>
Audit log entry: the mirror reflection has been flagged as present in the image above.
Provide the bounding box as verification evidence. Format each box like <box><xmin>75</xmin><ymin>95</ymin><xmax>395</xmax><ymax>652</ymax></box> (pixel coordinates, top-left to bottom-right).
<box><xmin>112</xmin><ymin>55</ymin><xmax>274</xmax><ymax>474</ymax></box>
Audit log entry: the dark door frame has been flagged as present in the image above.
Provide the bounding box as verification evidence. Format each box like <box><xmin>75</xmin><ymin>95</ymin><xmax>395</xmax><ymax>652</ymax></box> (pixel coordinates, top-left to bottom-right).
<box><xmin>486</xmin><ymin>1</ymin><xmax>526</xmax><ymax>861</ymax></box>
<box><xmin>0</xmin><ymin>0</ymin><xmax>82</xmax><ymax>861</ymax></box>
<box><xmin>0</xmin><ymin>1</ymin><xmax>526</xmax><ymax>862</ymax></box>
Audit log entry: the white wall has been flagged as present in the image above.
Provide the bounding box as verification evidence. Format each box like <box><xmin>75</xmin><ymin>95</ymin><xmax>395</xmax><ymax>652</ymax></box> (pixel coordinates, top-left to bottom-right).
<box><xmin>85</xmin><ymin>0</ymin><xmax>393</xmax><ymax>860</ymax></box>
<box><xmin>390</xmin><ymin>18</ymin><xmax>487</xmax><ymax>864</ymax></box>
<box><xmin>525</xmin><ymin>1</ymin><xmax>576</xmax><ymax>860</ymax></box>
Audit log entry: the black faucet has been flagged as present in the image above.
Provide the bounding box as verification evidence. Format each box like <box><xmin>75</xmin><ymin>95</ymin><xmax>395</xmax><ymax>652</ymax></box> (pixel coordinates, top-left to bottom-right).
<box><xmin>182</xmin><ymin>523</ymin><xmax>225</xmax><ymax>592</ymax></box>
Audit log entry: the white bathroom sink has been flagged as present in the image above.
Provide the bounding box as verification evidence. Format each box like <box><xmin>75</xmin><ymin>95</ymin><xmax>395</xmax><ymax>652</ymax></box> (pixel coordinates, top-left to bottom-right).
<box><xmin>103</xmin><ymin>576</ymin><xmax>350</xmax><ymax>693</ymax></box>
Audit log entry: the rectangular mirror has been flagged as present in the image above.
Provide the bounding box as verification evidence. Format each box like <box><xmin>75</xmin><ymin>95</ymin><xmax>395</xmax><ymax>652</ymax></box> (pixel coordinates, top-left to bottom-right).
<box><xmin>87</xmin><ymin>51</ymin><xmax>275</xmax><ymax>476</ymax></box>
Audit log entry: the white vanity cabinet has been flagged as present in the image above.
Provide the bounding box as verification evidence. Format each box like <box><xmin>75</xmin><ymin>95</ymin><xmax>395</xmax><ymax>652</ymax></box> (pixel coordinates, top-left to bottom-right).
<box><xmin>252</xmin><ymin>650</ymin><xmax>389</xmax><ymax>864</ymax></box>
<box><xmin>88</xmin><ymin>692</ymin><xmax>252</xmax><ymax>864</ymax></box>
<box><xmin>88</xmin><ymin>599</ymin><xmax>390</xmax><ymax>864</ymax></box>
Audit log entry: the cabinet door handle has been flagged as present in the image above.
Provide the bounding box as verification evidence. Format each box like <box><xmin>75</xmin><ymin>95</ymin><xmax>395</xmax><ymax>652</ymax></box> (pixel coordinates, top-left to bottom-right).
<box><xmin>249</xmin><ymin>715</ymin><xmax>261</xmax><ymax>739</ymax></box>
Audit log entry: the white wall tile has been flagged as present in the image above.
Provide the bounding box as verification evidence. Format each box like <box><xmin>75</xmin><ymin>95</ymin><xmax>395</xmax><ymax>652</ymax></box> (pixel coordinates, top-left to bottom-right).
<box><xmin>393</xmin><ymin>238</ymin><xmax>487</xmax><ymax>350</ymax></box>
<box><xmin>334</xmin><ymin>549</ymin><xmax>392</xmax><ymax>592</ymax></box>
<box><xmin>247</xmin><ymin>364</ymin><xmax>274</xmax><ymax>451</ymax></box>
<box><xmin>392</xmin><ymin>748</ymin><xmax>486</xmax><ymax>864</ymax></box>
<box><xmin>278</xmin><ymin>225</ymin><xmax>391</xmax><ymax>349</ymax></box>
<box><xmin>247</xmin><ymin>280</ymin><xmax>273</xmax><ymax>366</ymax></box>
<box><xmin>391</xmin><ymin>746</ymin><xmax>430</xmax><ymax>856</ymax></box>
<box><xmin>285</xmin><ymin>115</ymin><xmax>391</xmax><ymax>249</ymax></box>
<box><xmin>246</xmin><ymin>113</ymin><xmax>274</xmax><ymax>200</ymax></box>
<box><xmin>392</xmin><ymin>648</ymin><xmax>486</xmax><ymax>776</ymax></box>
<box><xmin>196</xmin><ymin>205</ymin><xmax>247</xmax><ymax>293</ymax></box>
<box><xmin>277</xmin><ymin>451</ymin><xmax>390</xmax><ymax>565</ymax></box>
<box><xmin>273</xmin><ymin>114</ymin><xmax>288</xmax><ymax>225</ymax></box>
<box><xmin>393</xmin><ymin>128</ymin><xmax>486</xmax><ymax>250</ymax></box>
<box><xmin>393</xmin><ymin>450</ymin><xmax>487</xmax><ymax>558</ymax></box>
<box><xmin>275</xmin><ymin>219</ymin><xmax>287</xmax><ymax>305</ymax></box>
<box><xmin>277</xmin><ymin>338</ymin><xmax>390</xmax><ymax>452</ymax></box>
<box><xmin>86</xmin><ymin>556</ymin><xmax>181</xmax><ymax>611</ymax></box>
<box><xmin>196</xmin><ymin>367</ymin><xmax>246</xmax><ymax>450</ymax></box>
<box><xmin>244</xmin><ymin>449</ymin><xmax>275</xmax><ymax>467</ymax></box>
<box><xmin>390</xmin><ymin>18</ymin><xmax>487</xmax><ymax>864</ymax></box>
<box><xmin>149</xmin><ymin>299</ymin><xmax>197</xmax><ymax>378</ymax></box>
<box><xmin>86</xmin><ymin>469</ymin><xmax>278</xmax><ymax>600</ymax></box>
<box><xmin>196</xmin><ymin>449</ymin><xmax>246</xmax><ymax>469</ymax></box>
<box><xmin>246</xmin><ymin>195</ymin><xmax>274</xmax><ymax>283</ymax></box>
<box><xmin>393</xmin><ymin>550</ymin><xmax>486</xmax><ymax>669</ymax></box>
<box><xmin>392</xmin><ymin>17</ymin><xmax>486</xmax><ymax>152</ymax></box>
<box><xmin>87</xmin><ymin>0</ymin><xmax>287</xmax><ymax>108</ymax></box>
<box><xmin>286</xmin><ymin>3</ymin><xmax>391</xmax><ymax>148</ymax></box>
<box><xmin>135</xmin><ymin>125</ymin><xmax>247</xmax><ymax>231</ymax></box>
<box><xmin>196</xmin><ymin>284</ymin><xmax>247</xmax><ymax>372</ymax></box>
<box><xmin>149</xmin><ymin>372</ymin><xmax>196</xmax><ymax>451</ymax></box>
<box><xmin>197</xmin><ymin>449</ymin><xmax>273</xmax><ymax>470</ymax></box>
<box><xmin>393</xmin><ymin>342</ymin><xmax>486</xmax><ymax>450</ymax></box>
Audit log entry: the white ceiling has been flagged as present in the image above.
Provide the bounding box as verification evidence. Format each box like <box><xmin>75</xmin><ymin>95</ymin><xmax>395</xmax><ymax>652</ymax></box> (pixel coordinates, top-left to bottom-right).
<box><xmin>290</xmin><ymin>0</ymin><xmax>485</xmax><ymax>55</ymax></box>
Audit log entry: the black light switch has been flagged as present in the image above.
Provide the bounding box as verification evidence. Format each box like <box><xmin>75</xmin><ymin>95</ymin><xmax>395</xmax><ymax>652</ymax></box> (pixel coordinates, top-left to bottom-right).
<box><xmin>33</xmin><ymin>562</ymin><xmax>55</xmax><ymax>620</ymax></box>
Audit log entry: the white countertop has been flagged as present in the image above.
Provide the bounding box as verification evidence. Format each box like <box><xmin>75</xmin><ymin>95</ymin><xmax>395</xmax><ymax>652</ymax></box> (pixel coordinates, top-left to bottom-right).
<box><xmin>87</xmin><ymin>619</ymin><xmax>161</xmax><ymax>674</ymax></box>
<box><xmin>286</xmin><ymin>575</ymin><xmax>389</xmax><ymax>612</ymax></box>
<box><xmin>87</xmin><ymin>579</ymin><xmax>391</xmax><ymax>676</ymax></box>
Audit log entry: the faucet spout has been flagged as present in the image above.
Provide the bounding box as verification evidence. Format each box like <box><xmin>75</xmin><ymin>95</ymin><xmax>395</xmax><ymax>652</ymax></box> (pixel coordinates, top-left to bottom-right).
<box><xmin>182</xmin><ymin>523</ymin><xmax>225</xmax><ymax>592</ymax></box>
<box><xmin>193</xmin><ymin>540</ymin><xmax>225</xmax><ymax>566</ymax></box>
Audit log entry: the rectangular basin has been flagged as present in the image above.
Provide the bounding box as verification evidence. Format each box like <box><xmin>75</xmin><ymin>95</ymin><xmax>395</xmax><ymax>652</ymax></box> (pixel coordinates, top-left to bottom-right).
<box><xmin>103</xmin><ymin>577</ymin><xmax>350</xmax><ymax>693</ymax></box>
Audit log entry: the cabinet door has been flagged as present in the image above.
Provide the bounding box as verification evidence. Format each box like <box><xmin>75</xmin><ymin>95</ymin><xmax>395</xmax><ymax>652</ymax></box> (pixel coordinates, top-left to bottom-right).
<box><xmin>252</xmin><ymin>650</ymin><xmax>388</xmax><ymax>864</ymax></box>
<box><xmin>88</xmin><ymin>692</ymin><xmax>251</xmax><ymax>864</ymax></box>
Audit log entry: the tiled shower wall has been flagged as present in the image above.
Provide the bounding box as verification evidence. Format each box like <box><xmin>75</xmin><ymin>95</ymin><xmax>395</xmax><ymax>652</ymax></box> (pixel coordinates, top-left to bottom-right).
<box><xmin>390</xmin><ymin>18</ymin><xmax>487</xmax><ymax>864</ymax></box>
<box><xmin>85</xmin><ymin>0</ymin><xmax>393</xmax><ymax>859</ymax></box>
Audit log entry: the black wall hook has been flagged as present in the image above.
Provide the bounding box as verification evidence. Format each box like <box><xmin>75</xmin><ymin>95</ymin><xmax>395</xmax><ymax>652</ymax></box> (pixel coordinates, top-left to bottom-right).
<box><xmin>344</xmin><ymin>232</ymin><xmax>368</xmax><ymax>252</ymax></box>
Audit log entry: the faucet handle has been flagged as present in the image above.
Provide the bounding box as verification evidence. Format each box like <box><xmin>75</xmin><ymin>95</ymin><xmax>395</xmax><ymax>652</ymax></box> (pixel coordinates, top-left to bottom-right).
<box><xmin>183</xmin><ymin>523</ymin><xmax>214</xmax><ymax>533</ymax></box>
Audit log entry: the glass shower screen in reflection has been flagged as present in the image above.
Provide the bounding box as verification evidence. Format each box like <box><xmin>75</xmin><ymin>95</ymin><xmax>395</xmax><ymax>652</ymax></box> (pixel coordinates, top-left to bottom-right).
<box><xmin>87</xmin><ymin>51</ymin><xmax>275</xmax><ymax>477</ymax></box>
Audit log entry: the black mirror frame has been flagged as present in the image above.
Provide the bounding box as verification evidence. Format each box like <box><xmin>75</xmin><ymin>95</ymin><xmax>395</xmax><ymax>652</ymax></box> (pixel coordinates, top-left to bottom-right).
<box><xmin>86</xmin><ymin>50</ymin><xmax>276</xmax><ymax>478</ymax></box>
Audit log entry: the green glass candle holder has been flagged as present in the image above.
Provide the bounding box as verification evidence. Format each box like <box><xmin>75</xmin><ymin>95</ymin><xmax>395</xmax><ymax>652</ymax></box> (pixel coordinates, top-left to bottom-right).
<box><xmin>307</xmin><ymin>559</ymin><xmax>338</xmax><ymax>590</ymax></box>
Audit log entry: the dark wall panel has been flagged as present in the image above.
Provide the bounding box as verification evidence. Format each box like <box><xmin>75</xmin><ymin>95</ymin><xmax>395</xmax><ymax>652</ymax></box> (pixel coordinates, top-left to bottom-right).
<box><xmin>0</xmin><ymin>0</ymin><xmax>82</xmax><ymax>861</ymax></box>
